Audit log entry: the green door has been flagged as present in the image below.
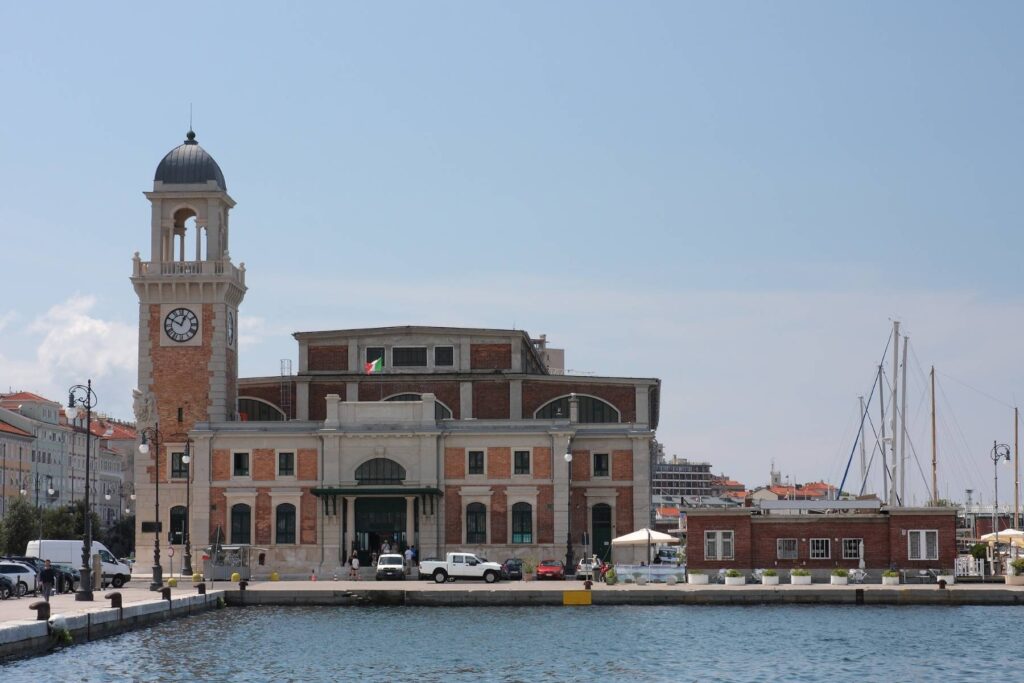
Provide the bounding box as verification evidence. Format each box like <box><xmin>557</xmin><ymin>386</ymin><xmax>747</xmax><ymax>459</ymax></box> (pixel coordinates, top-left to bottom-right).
<box><xmin>592</xmin><ymin>504</ymin><xmax>613</xmax><ymax>562</ymax></box>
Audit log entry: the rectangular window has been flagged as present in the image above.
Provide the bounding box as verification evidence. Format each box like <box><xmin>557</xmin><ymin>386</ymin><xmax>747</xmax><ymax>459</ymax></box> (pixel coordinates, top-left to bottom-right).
<box><xmin>908</xmin><ymin>530</ymin><xmax>938</xmax><ymax>560</ymax></box>
<box><xmin>514</xmin><ymin>450</ymin><xmax>530</xmax><ymax>475</ymax></box>
<box><xmin>843</xmin><ymin>538</ymin><xmax>863</xmax><ymax>560</ymax></box>
<box><xmin>468</xmin><ymin>450</ymin><xmax>485</xmax><ymax>475</ymax></box>
<box><xmin>777</xmin><ymin>538</ymin><xmax>798</xmax><ymax>560</ymax></box>
<box><xmin>434</xmin><ymin>346</ymin><xmax>454</xmax><ymax>366</ymax></box>
<box><xmin>278</xmin><ymin>452</ymin><xmax>295</xmax><ymax>477</ymax></box>
<box><xmin>170</xmin><ymin>452</ymin><xmax>189</xmax><ymax>479</ymax></box>
<box><xmin>392</xmin><ymin>347</ymin><xmax>427</xmax><ymax>367</ymax></box>
<box><xmin>365</xmin><ymin>347</ymin><xmax>385</xmax><ymax>365</ymax></box>
<box><xmin>593</xmin><ymin>453</ymin><xmax>610</xmax><ymax>477</ymax></box>
<box><xmin>233</xmin><ymin>452</ymin><xmax>250</xmax><ymax>477</ymax></box>
<box><xmin>704</xmin><ymin>530</ymin><xmax>734</xmax><ymax>560</ymax></box>
<box><xmin>809</xmin><ymin>538</ymin><xmax>831</xmax><ymax>559</ymax></box>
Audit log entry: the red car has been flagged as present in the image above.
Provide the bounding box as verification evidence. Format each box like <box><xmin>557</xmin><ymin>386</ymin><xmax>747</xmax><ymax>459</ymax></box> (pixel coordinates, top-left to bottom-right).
<box><xmin>536</xmin><ymin>559</ymin><xmax>565</xmax><ymax>580</ymax></box>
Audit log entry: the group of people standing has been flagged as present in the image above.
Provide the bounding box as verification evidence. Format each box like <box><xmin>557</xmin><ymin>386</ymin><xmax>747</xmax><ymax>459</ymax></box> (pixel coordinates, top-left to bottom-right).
<box><xmin>346</xmin><ymin>541</ymin><xmax>418</xmax><ymax>580</ymax></box>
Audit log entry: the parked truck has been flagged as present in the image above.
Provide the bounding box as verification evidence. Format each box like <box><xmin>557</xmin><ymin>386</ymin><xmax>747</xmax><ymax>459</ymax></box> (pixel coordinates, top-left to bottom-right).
<box><xmin>25</xmin><ymin>540</ymin><xmax>132</xmax><ymax>588</ymax></box>
<box><xmin>418</xmin><ymin>552</ymin><xmax>503</xmax><ymax>584</ymax></box>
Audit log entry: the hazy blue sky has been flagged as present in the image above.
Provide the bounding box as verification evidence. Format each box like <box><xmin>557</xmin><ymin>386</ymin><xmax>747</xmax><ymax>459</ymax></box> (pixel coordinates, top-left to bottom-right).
<box><xmin>2</xmin><ymin>2</ymin><xmax>1022</xmax><ymax>503</ymax></box>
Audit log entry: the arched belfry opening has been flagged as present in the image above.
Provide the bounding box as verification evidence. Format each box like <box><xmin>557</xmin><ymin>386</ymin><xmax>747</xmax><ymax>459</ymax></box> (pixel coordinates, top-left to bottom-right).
<box><xmin>166</xmin><ymin>206</ymin><xmax>206</xmax><ymax>263</ymax></box>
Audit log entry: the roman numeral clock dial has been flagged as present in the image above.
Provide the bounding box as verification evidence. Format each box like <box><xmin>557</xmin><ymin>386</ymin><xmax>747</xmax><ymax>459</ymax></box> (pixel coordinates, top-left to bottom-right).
<box><xmin>164</xmin><ymin>307</ymin><xmax>199</xmax><ymax>343</ymax></box>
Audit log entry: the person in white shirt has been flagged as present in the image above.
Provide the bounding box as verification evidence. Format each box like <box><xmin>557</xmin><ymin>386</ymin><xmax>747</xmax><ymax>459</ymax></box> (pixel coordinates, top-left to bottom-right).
<box><xmin>404</xmin><ymin>546</ymin><xmax>414</xmax><ymax>574</ymax></box>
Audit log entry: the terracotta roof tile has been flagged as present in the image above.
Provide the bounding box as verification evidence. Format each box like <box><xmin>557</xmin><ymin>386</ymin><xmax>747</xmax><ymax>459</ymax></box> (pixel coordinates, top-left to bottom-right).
<box><xmin>0</xmin><ymin>419</ymin><xmax>33</xmax><ymax>438</ymax></box>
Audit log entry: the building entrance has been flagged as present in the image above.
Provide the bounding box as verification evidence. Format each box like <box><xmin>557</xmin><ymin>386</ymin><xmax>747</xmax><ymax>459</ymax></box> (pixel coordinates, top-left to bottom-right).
<box><xmin>355</xmin><ymin>497</ymin><xmax>406</xmax><ymax>565</ymax></box>
<box><xmin>592</xmin><ymin>504</ymin><xmax>613</xmax><ymax>562</ymax></box>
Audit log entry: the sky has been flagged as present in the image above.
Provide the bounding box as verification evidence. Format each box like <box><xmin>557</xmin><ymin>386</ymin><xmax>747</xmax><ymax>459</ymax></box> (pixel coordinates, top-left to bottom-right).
<box><xmin>1</xmin><ymin>2</ymin><xmax>1022</xmax><ymax>504</ymax></box>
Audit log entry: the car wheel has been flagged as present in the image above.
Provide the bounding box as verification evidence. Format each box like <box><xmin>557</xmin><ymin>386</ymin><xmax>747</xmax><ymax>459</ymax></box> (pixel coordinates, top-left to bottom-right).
<box><xmin>111</xmin><ymin>575</ymin><xmax>126</xmax><ymax>588</ymax></box>
<box><xmin>433</xmin><ymin>570</ymin><xmax>448</xmax><ymax>584</ymax></box>
<box><xmin>16</xmin><ymin>581</ymin><xmax>28</xmax><ymax>597</ymax></box>
<box><xmin>484</xmin><ymin>571</ymin><xmax>497</xmax><ymax>584</ymax></box>
<box><xmin>0</xmin><ymin>584</ymin><xmax>11</xmax><ymax>600</ymax></box>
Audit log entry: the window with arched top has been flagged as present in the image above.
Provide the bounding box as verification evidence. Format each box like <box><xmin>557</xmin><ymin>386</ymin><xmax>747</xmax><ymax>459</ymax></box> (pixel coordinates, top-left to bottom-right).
<box><xmin>276</xmin><ymin>503</ymin><xmax>296</xmax><ymax>544</ymax></box>
<box><xmin>466</xmin><ymin>503</ymin><xmax>487</xmax><ymax>544</ymax></box>
<box><xmin>238</xmin><ymin>398</ymin><xmax>286</xmax><ymax>422</ymax></box>
<box><xmin>534</xmin><ymin>395</ymin><xmax>621</xmax><ymax>423</ymax></box>
<box><xmin>511</xmin><ymin>503</ymin><xmax>532</xmax><ymax>544</ymax></box>
<box><xmin>355</xmin><ymin>458</ymin><xmax>407</xmax><ymax>485</ymax></box>
<box><xmin>384</xmin><ymin>393</ymin><xmax>453</xmax><ymax>420</ymax></box>
<box><xmin>231</xmin><ymin>503</ymin><xmax>251</xmax><ymax>544</ymax></box>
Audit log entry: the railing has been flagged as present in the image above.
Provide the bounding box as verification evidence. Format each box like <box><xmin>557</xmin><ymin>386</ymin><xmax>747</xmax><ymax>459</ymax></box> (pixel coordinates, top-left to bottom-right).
<box><xmin>134</xmin><ymin>258</ymin><xmax>245</xmax><ymax>285</ymax></box>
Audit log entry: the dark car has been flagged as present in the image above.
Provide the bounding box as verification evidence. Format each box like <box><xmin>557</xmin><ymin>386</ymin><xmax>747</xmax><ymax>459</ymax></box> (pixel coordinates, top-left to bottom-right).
<box><xmin>536</xmin><ymin>559</ymin><xmax>565</xmax><ymax>580</ymax></box>
<box><xmin>501</xmin><ymin>559</ymin><xmax>524</xmax><ymax>580</ymax></box>
<box><xmin>0</xmin><ymin>575</ymin><xmax>13</xmax><ymax>599</ymax></box>
<box><xmin>52</xmin><ymin>563</ymin><xmax>80</xmax><ymax>593</ymax></box>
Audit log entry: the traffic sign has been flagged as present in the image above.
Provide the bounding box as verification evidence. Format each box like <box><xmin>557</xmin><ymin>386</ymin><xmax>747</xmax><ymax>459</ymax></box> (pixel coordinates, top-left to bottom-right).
<box><xmin>168</xmin><ymin>546</ymin><xmax>175</xmax><ymax>557</ymax></box>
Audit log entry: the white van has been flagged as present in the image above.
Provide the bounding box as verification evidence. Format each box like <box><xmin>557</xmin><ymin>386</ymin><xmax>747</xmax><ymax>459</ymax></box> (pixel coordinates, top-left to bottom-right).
<box><xmin>25</xmin><ymin>540</ymin><xmax>132</xmax><ymax>588</ymax></box>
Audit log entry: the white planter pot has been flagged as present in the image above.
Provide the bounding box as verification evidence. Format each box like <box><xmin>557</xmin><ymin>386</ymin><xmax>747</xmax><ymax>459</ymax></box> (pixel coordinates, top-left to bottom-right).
<box><xmin>830</xmin><ymin>575</ymin><xmax>848</xmax><ymax>585</ymax></box>
<box><xmin>724</xmin><ymin>576</ymin><xmax>745</xmax><ymax>586</ymax></box>
<box><xmin>882</xmin><ymin>575</ymin><xmax>900</xmax><ymax>586</ymax></box>
<box><xmin>936</xmin><ymin>574</ymin><xmax>955</xmax><ymax>585</ymax></box>
<box><xmin>791</xmin><ymin>574</ymin><xmax>812</xmax><ymax>585</ymax></box>
<box><xmin>688</xmin><ymin>573</ymin><xmax>709</xmax><ymax>585</ymax></box>
<box><xmin>761</xmin><ymin>575</ymin><xmax>779</xmax><ymax>585</ymax></box>
<box><xmin>1005</xmin><ymin>574</ymin><xmax>1024</xmax><ymax>586</ymax></box>
<box><xmin>635</xmin><ymin>575</ymin><xmax>648</xmax><ymax>586</ymax></box>
<box><xmin>665</xmin><ymin>575</ymin><xmax>678</xmax><ymax>585</ymax></box>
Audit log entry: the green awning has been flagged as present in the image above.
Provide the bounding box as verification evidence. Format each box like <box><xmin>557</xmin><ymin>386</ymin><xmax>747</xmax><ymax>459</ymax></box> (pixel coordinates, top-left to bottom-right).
<box><xmin>311</xmin><ymin>486</ymin><xmax>444</xmax><ymax>497</ymax></box>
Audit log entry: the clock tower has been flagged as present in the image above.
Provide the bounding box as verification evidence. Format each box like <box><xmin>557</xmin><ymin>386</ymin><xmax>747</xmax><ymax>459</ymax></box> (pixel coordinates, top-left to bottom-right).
<box><xmin>131</xmin><ymin>130</ymin><xmax>246</xmax><ymax>432</ymax></box>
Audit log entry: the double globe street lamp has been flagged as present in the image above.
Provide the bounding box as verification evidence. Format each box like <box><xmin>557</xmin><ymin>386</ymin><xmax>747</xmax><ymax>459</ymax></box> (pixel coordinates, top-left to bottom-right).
<box><xmin>170</xmin><ymin>432</ymin><xmax>195</xmax><ymax>577</ymax></box>
<box><xmin>138</xmin><ymin>424</ymin><xmax>164</xmax><ymax>590</ymax></box>
<box><xmin>991</xmin><ymin>442</ymin><xmax>1012</xmax><ymax>572</ymax></box>
<box><xmin>66</xmin><ymin>380</ymin><xmax>97</xmax><ymax>602</ymax></box>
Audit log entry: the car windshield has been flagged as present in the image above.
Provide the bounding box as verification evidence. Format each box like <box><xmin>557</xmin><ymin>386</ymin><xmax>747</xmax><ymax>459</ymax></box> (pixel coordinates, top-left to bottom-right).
<box><xmin>379</xmin><ymin>557</ymin><xmax>402</xmax><ymax>566</ymax></box>
<box><xmin>541</xmin><ymin>560</ymin><xmax>561</xmax><ymax>567</ymax></box>
<box><xmin>505</xmin><ymin>560</ymin><xmax>522</xmax><ymax>567</ymax></box>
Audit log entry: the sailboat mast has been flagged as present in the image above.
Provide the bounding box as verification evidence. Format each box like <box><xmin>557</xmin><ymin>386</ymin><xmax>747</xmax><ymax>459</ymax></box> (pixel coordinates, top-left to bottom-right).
<box><xmin>1015</xmin><ymin>407</ymin><xmax>1019</xmax><ymax>529</ymax></box>
<box><xmin>859</xmin><ymin>395</ymin><xmax>867</xmax><ymax>491</ymax></box>
<box><xmin>879</xmin><ymin>363</ymin><xmax>888</xmax><ymax>503</ymax></box>
<box><xmin>899</xmin><ymin>335</ymin><xmax>909</xmax><ymax>506</ymax></box>
<box><xmin>889</xmin><ymin>321</ymin><xmax>900</xmax><ymax>507</ymax></box>
<box><xmin>930</xmin><ymin>366</ymin><xmax>937</xmax><ymax>506</ymax></box>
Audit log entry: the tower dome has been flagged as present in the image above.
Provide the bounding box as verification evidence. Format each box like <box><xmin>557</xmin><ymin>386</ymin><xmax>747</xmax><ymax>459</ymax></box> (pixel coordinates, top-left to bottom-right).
<box><xmin>154</xmin><ymin>131</ymin><xmax>227</xmax><ymax>190</ymax></box>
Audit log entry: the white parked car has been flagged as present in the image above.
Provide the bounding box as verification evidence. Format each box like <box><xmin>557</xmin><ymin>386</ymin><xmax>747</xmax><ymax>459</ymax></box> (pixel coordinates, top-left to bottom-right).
<box><xmin>0</xmin><ymin>561</ymin><xmax>37</xmax><ymax>597</ymax></box>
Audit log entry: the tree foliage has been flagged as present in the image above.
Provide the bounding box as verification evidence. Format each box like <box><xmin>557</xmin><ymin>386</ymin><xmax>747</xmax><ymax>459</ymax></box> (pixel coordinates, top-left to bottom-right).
<box><xmin>103</xmin><ymin>515</ymin><xmax>135</xmax><ymax>558</ymax></box>
<box><xmin>42</xmin><ymin>507</ymin><xmax>76</xmax><ymax>539</ymax></box>
<box><xmin>1</xmin><ymin>498</ymin><xmax>38</xmax><ymax>555</ymax></box>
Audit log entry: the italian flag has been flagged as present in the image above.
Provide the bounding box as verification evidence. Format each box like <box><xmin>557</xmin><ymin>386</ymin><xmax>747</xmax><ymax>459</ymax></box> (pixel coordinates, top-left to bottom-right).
<box><xmin>364</xmin><ymin>357</ymin><xmax>383</xmax><ymax>374</ymax></box>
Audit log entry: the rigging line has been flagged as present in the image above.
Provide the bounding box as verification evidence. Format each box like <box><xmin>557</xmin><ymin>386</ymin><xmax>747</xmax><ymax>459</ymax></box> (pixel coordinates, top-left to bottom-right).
<box><xmin>859</xmin><ymin>411</ymin><xmax>883</xmax><ymax>496</ymax></box>
<box><xmin>838</xmin><ymin>331</ymin><xmax>894</xmax><ymax>497</ymax></box>
<box><xmin>935</xmin><ymin>378</ymin><xmax>986</xmax><ymax>494</ymax></box>
<box><xmin>935</xmin><ymin>369</ymin><xmax>1014</xmax><ymax>410</ymax></box>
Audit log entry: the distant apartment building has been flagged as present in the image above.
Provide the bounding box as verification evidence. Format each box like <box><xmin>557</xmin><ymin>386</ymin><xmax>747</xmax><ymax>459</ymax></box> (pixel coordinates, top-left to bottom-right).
<box><xmin>652</xmin><ymin>457</ymin><xmax>713</xmax><ymax>499</ymax></box>
<box><xmin>0</xmin><ymin>417</ymin><xmax>33</xmax><ymax>517</ymax></box>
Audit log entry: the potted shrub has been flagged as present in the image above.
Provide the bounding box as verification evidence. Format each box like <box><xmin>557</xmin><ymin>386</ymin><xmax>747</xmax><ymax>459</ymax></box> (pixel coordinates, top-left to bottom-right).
<box><xmin>935</xmin><ymin>569</ymin><xmax>956</xmax><ymax>585</ymax></box>
<box><xmin>687</xmin><ymin>569</ymin><xmax>709</xmax><ymax>585</ymax></box>
<box><xmin>761</xmin><ymin>568</ymin><xmax>779</xmax><ymax>586</ymax></box>
<box><xmin>522</xmin><ymin>559</ymin><xmax>536</xmax><ymax>582</ymax></box>
<box><xmin>790</xmin><ymin>568</ymin><xmax>812</xmax><ymax>585</ymax></box>
<box><xmin>830</xmin><ymin>568</ymin><xmax>849</xmax><ymax>586</ymax></box>
<box><xmin>604</xmin><ymin>565</ymin><xmax>618</xmax><ymax>586</ymax></box>
<box><xmin>882</xmin><ymin>569</ymin><xmax>900</xmax><ymax>586</ymax></box>
<box><xmin>724</xmin><ymin>569</ymin><xmax>745</xmax><ymax>586</ymax></box>
<box><xmin>1007</xmin><ymin>559</ymin><xmax>1024</xmax><ymax>586</ymax></box>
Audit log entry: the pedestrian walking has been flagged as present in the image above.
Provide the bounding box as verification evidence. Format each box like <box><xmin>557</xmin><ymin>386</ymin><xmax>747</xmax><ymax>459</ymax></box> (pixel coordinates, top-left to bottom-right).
<box><xmin>348</xmin><ymin>551</ymin><xmax>360</xmax><ymax>581</ymax></box>
<box><xmin>39</xmin><ymin>560</ymin><xmax>56</xmax><ymax>602</ymax></box>
<box><xmin>404</xmin><ymin>546</ymin><xmax>414</xmax><ymax>575</ymax></box>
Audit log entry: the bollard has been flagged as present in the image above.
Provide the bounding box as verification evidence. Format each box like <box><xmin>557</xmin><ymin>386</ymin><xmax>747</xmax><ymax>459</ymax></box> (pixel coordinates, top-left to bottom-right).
<box><xmin>230</xmin><ymin>572</ymin><xmax>241</xmax><ymax>583</ymax></box>
<box><xmin>29</xmin><ymin>601</ymin><xmax>50</xmax><ymax>621</ymax></box>
<box><xmin>938</xmin><ymin>579</ymin><xmax>947</xmax><ymax>590</ymax></box>
<box><xmin>584</xmin><ymin>580</ymin><xmax>593</xmax><ymax>591</ymax></box>
<box><xmin>104</xmin><ymin>592</ymin><xmax>123</xmax><ymax>609</ymax></box>
<box><xmin>239</xmin><ymin>579</ymin><xmax>248</xmax><ymax>591</ymax></box>
<box><xmin>197</xmin><ymin>583</ymin><xmax>206</xmax><ymax>595</ymax></box>
<box><xmin>160</xmin><ymin>586</ymin><xmax>172</xmax><ymax>601</ymax></box>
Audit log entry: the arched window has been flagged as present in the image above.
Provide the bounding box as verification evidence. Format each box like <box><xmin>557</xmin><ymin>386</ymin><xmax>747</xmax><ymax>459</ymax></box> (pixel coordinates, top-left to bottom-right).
<box><xmin>276</xmin><ymin>503</ymin><xmax>296</xmax><ymax>544</ymax></box>
<box><xmin>355</xmin><ymin>458</ymin><xmax>406</xmax><ymax>485</ymax></box>
<box><xmin>231</xmin><ymin>504</ymin><xmax>251</xmax><ymax>544</ymax></box>
<box><xmin>511</xmin><ymin>503</ymin><xmax>532</xmax><ymax>544</ymax></box>
<box><xmin>466</xmin><ymin>503</ymin><xmax>487</xmax><ymax>544</ymax></box>
<box><xmin>169</xmin><ymin>506</ymin><xmax>187</xmax><ymax>545</ymax></box>
<box><xmin>384</xmin><ymin>393</ymin><xmax>453</xmax><ymax>420</ymax></box>
<box><xmin>238</xmin><ymin>397</ymin><xmax>286</xmax><ymax>422</ymax></box>
<box><xmin>535</xmin><ymin>395</ymin><xmax>620</xmax><ymax>423</ymax></box>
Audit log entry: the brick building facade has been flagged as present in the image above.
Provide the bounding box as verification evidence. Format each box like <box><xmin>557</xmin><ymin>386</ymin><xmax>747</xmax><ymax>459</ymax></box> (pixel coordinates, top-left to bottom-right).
<box><xmin>131</xmin><ymin>133</ymin><xmax>660</xmax><ymax>577</ymax></box>
<box><xmin>686</xmin><ymin>506</ymin><xmax>958</xmax><ymax>580</ymax></box>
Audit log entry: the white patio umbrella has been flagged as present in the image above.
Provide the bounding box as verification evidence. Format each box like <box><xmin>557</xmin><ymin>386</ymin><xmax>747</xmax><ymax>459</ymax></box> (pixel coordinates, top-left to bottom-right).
<box><xmin>979</xmin><ymin>529</ymin><xmax>1024</xmax><ymax>543</ymax></box>
<box><xmin>611</xmin><ymin>528</ymin><xmax>678</xmax><ymax>572</ymax></box>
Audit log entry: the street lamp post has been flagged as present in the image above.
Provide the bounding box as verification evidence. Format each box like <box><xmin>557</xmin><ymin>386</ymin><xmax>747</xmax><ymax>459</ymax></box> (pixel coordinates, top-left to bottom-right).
<box><xmin>138</xmin><ymin>424</ymin><xmax>164</xmax><ymax>590</ymax></box>
<box><xmin>66</xmin><ymin>380</ymin><xmax>97</xmax><ymax>602</ymax></box>
<box><xmin>564</xmin><ymin>447</ymin><xmax>575</xmax><ymax>577</ymax></box>
<box><xmin>171</xmin><ymin>433</ymin><xmax>195</xmax><ymax>577</ymax></box>
<box><xmin>991</xmin><ymin>442</ymin><xmax>1012</xmax><ymax>573</ymax></box>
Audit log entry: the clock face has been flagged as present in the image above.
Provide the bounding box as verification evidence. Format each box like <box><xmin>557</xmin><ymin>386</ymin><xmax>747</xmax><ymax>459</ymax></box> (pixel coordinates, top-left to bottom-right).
<box><xmin>164</xmin><ymin>307</ymin><xmax>199</xmax><ymax>343</ymax></box>
<box><xmin>227</xmin><ymin>310</ymin><xmax>235</xmax><ymax>346</ymax></box>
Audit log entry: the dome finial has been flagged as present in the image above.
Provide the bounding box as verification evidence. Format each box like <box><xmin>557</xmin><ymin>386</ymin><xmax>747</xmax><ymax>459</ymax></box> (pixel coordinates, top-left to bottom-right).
<box><xmin>185</xmin><ymin>130</ymin><xmax>197</xmax><ymax>144</ymax></box>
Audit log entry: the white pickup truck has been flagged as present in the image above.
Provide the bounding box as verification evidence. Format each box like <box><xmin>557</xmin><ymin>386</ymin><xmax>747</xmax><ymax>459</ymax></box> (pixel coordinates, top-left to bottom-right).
<box><xmin>419</xmin><ymin>552</ymin><xmax>503</xmax><ymax>584</ymax></box>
